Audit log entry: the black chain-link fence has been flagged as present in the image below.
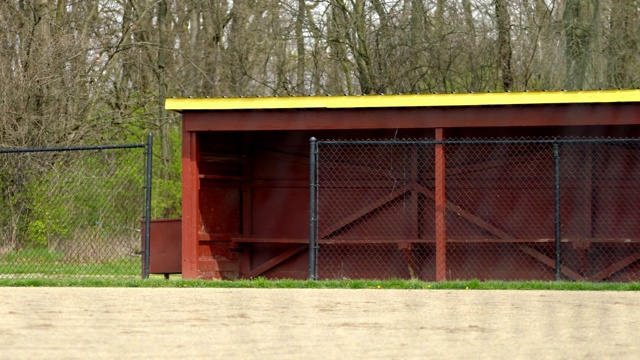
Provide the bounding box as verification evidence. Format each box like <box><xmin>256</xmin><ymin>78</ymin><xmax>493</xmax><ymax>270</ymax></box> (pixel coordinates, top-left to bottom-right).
<box><xmin>310</xmin><ymin>138</ymin><xmax>640</xmax><ymax>282</ymax></box>
<box><xmin>0</xmin><ymin>141</ymin><xmax>151</xmax><ymax>279</ymax></box>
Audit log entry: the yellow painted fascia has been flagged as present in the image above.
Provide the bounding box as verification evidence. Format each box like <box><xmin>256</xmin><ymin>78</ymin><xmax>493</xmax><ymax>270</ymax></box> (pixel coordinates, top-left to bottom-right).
<box><xmin>165</xmin><ymin>90</ymin><xmax>640</xmax><ymax>111</ymax></box>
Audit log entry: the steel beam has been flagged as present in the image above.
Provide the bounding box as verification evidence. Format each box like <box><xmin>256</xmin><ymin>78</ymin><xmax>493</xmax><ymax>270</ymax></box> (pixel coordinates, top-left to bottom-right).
<box><xmin>181</xmin><ymin>129</ymin><xmax>199</xmax><ymax>279</ymax></box>
<box><xmin>435</xmin><ymin>128</ymin><xmax>447</xmax><ymax>282</ymax></box>
<box><xmin>183</xmin><ymin>104</ymin><xmax>640</xmax><ymax>132</ymax></box>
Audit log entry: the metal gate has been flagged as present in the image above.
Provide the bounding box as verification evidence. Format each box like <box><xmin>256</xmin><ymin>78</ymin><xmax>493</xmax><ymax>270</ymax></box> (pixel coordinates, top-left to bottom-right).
<box><xmin>310</xmin><ymin>138</ymin><xmax>640</xmax><ymax>281</ymax></box>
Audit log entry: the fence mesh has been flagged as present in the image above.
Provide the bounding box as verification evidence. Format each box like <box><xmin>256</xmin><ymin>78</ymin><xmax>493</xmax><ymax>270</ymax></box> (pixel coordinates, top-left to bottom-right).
<box><xmin>313</xmin><ymin>139</ymin><xmax>640</xmax><ymax>282</ymax></box>
<box><xmin>0</xmin><ymin>145</ymin><xmax>148</xmax><ymax>279</ymax></box>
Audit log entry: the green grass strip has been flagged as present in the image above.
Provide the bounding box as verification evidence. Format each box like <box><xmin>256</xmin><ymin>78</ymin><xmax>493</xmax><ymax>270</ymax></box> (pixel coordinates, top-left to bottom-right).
<box><xmin>1</xmin><ymin>277</ymin><xmax>639</xmax><ymax>290</ymax></box>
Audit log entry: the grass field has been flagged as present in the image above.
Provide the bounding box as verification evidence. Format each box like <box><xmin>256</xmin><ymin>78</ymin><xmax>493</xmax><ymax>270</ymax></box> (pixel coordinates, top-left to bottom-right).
<box><xmin>1</xmin><ymin>277</ymin><xmax>640</xmax><ymax>290</ymax></box>
<box><xmin>3</xmin><ymin>248</ymin><xmax>640</xmax><ymax>291</ymax></box>
<box><xmin>0</xmin><ymin>248</ymin><xmax>140</xmax><ymax>278</ymax></box>
<box><xmin>2</xmin><ymin>250</ymin><xmax>640</xmax><ymax>290</ymax></box>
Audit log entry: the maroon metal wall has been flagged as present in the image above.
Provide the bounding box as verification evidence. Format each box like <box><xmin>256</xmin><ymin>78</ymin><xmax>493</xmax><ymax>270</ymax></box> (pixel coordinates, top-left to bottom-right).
<box><xmin>145</xmin><ymin>219</ymin><xmax>182</xmax><ymax>276</ymax></box>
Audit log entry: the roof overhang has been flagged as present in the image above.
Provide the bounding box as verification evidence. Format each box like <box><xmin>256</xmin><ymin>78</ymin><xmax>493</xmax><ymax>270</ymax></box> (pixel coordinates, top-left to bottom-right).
<box><xmin>166</xmin><ymin>90</ymin><xmax>640</xmax><ymax>112</ymax></box>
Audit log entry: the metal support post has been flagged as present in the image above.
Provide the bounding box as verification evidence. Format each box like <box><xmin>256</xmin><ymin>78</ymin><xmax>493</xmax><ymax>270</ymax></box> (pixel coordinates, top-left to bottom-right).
<box><xmin>435</xmin><ymin>129</ymin><xmax>447</xmax><ymax>282</ymax></box>
<box><xmin>143</xmin><ymin>132</ymin><xmax>153</xmax><ymax>279</ymax></box>
<box><xmin>309</xmin><ymin>137</ymin><xmax>318</xmax><ymax>280</ymax></box>
<box><xmin>553</xmin><ymin>142</ymin><xmax>561</xmax><ymax>281</ymax></box>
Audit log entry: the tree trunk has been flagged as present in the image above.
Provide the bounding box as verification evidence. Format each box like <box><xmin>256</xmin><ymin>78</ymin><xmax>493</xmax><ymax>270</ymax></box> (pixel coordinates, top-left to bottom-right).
<box><xmin>495</xmin><ymin>0</ymin><xmax>513</xmax><ymax>91</ymax></box>
<box><xmin>328</xmin><ymin>0</ymin><xmax>353</xmax><ymax>95</ymax></box>
<box><xmin>296</xmin><ymin>0</ymin><xmax>306</xmax><ymax>94</ymax></box>
<box><xmin>352</xmin><ymin>0</ymin><xmax>375</xmax><ymax>94</ymax></box>
<box><xmin>607</xmin><ymin>1</ymin><xmax>639</xmax><ymax>88</ymax></box>
<box><xmin>462</xmin><ymin>0</ymin><xmax>476</xmax><ymax>41</ymax></box>
<box><xmin>157</xmin><ymin>0</ymin><xmax>169</xmax><ymax>171</ymax></box>
<box><xmin>563</xmin><ymin>0</ymin><xmax>599</xmax><ymax>90</ymax></box>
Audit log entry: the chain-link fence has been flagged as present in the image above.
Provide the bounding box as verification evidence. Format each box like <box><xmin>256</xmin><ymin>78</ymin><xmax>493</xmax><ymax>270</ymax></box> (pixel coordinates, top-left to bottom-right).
<box><xmin>0</xmin><ymin>140</ymin><xmax>151</xmax><ymax>279</ymax></box>
<box><xmin>310</xmin><ymin>138</ymin><xmax>640</xmax><ymax>282</ymax></box>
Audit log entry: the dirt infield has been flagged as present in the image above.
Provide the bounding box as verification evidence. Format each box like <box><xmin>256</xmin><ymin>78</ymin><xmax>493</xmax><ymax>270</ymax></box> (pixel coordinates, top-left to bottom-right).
<box><xmin>1</xmin><ymin>288</ymin><xmax>639</xmax><ymax>359</ymax></box>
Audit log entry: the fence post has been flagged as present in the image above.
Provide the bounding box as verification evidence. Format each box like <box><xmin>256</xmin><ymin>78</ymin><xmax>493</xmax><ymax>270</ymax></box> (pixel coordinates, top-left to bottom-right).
<box><xmin>435</xmin><ymin>129</ymin><xmax>447</xmax><ymax>282</ymax></box>
<box><xmin>143</xmin><ymin>132</ymin><xmax>153</xmax><ymax>279</ymax></box>
<box><xmin>309</xmin><ymin>137</ymin><xmax>318</xmax><ymax>280</ymax></box>
<box><xmin>553</xmin><ymin>142</ymin><xmax>561</xmax><ymax>281</ymax></box>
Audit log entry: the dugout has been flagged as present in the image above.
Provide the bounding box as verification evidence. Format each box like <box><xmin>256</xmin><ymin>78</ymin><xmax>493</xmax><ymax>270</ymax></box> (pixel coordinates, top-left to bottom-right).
<box><xmin>166</xmin><ymin>90</ymin><xmax>640</xmax><ymax>281</ymax></box>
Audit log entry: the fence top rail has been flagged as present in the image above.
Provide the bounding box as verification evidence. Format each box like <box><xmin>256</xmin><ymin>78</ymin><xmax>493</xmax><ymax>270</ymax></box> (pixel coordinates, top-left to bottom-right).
<box><xmin>0</xmin><ymin>143</ymin><xmax>147</xmax><ymax>154</ymax></box>
<box><xmin>316</xmin><ymin>138</ymin><xmax>640</xmax><ymax>146</ymax></box>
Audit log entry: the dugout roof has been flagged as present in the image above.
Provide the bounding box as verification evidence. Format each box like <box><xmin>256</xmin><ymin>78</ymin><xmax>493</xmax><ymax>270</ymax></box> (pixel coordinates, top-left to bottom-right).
<box><xmin>166</xmin><ymin>89</ymin><xmax>640</xmax><ymax>112</ymax></box>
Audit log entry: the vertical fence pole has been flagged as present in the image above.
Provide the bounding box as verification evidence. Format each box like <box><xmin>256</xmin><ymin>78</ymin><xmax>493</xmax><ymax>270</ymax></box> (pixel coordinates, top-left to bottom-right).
<box><xmin>553</xmin><ymin>142</ymin><xmax>561</xmax><ymax>281</ymax></box>
<box><xmin>309</xmin><ymin>137</ymin><xmax>318</xmax><ymax>280</ymax></box>
<box><xmin>143</xmin><ymin>132</ymin><xmax>153</xmax><ymax>279</ymax></box>
<box><xmin>435</xmin><ymin>129</ymin><xmax>447</xmax><ymax>282</ymax></box>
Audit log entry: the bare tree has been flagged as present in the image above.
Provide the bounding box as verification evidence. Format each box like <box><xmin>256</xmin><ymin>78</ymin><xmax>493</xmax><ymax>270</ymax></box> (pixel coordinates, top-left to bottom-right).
<box><xmin>563</xmin><ymin>0</ymin><xmax>600</xmax><ymax>90</ymax></box>
<box><xmin>3</xmin><ymin>0</ymin><xmax>640</xmax><ymax>218</ymax></box>
<box><xmin>607</xmin><ymin>0</ymin><xmax>640</xmax><ymax>88</ymax></box>
<box><xmin>495</xmin><ymin>0</ymin><xmax>513</xmax><ymax>91</ymax></box>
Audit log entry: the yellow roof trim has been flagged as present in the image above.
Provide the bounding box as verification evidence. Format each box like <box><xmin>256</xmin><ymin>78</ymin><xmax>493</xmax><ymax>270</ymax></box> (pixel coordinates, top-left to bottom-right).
<box><xmin>165</xmin><ymin>90</ymin><xmax>640</xmax><ymax>111</ymax></box>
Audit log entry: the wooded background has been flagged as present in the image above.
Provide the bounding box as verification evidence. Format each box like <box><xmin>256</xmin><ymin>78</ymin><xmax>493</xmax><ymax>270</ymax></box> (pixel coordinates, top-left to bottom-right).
<box><xmin>1</xmin><ymin>0</ymin><xmax>639</xmax><ymax>218</ymax></box>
